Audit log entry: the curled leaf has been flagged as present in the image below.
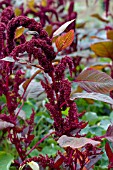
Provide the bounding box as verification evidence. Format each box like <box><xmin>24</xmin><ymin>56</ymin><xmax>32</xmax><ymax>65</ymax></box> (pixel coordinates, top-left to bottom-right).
<box><xmin>91</xmin><ymin>13</ymin><xmax>109</xmax><ymax>23</ymax></box>
<box><xmin>53</xmin><ymin>19</ymin><xmax>75</xmax><ymax>37</ymax></box>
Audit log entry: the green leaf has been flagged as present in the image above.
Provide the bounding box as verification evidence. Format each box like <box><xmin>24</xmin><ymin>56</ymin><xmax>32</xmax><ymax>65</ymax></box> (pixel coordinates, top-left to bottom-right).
<box><xmin>62</xmin><ymin>107</ymin><xmax>69</xmax><ymax>116</ymax></box>
<box><xmin>0</xmin><ymin>152</ymin><xmax>14</xmax><ymax>170</ymax></box>
<box><xmin>82</xmin><ymin>112</ymin><xmax>98</xmax><ymax>125</ymax></box>
<box><xmin>100</xmin><ymin>119</ymin><xmax>111</xmax><ymax>130</ymax></box>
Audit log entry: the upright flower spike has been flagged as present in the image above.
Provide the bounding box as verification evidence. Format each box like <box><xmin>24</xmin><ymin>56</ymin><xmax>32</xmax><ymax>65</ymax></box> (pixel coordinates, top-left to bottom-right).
<box><xmin>0</xmin><ymin>22</ymin><xmax>5</xmax><ymax>58</ymax></box>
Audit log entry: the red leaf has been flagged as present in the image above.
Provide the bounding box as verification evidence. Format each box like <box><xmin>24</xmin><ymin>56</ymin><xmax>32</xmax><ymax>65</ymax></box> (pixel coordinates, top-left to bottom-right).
<box><xmin>57</xmin><ymin>135</ymin><xmax>100</xmax><ymax>149</ymax></box>
<box><xmin>55</xmin><ymin>30</ymin><xmax>74</xmax><ymax>51</ymax></box>
<box><xmin>105</xmin><ymin>142</ymin><xmax>113</xmax><ymax>163</ymax></box>
<box><xmin>75</xmin><ymin>68</ymin><xmax>113</xmax><ymax>94</ymax></box>
<box><xmin>71</xmin><ymin>92</ymin><xmax>113</xmax><ymax>105</ymax></box>
<box><xmin>106</xmin><ymin>124</ymin><xmax>113</xmax><ymax>142</ymax></box>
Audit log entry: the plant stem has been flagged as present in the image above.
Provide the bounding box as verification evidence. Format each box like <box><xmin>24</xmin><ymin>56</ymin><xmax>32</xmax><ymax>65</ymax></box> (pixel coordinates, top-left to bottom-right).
<box><xmin>26</xmin><ymin>131</ymin><xmax>55</xmax><ymax>156</ymax></box>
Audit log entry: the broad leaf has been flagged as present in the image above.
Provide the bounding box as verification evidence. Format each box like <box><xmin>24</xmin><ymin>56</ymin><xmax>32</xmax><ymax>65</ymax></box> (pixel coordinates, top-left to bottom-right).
<box><xmin>105</xmin><ymin>142</ymin><xmax>113</xmax><ymax>163</ymax></box>
<box><xmin>75</xmin><ymin>68</ymin><xmax>113</xmax><ymax>94</ymax></box>
<box><xmin>57</xmin><ymin>135</ymin><xmax>100</xmax><ymax>149</ymax></box>
<box><xmin>0</xmin><ymin>120</ymin><xmax>14</xmax><ymax>130</ymax></box>
<box><xmin>19</xmin><ymin>80</ymin><xmax>46</xmax><ymax>100</ymax></box>
<box><xmin>53</xmin><ymin>19</ymin><xmax>75</xmax><ymax>37</ymax></box>
<box><xmin>55</xmin><ymin>30</ymin><xmax>74</xmax><ymax>51</ymax></box>
<box><xmin>91</xmin><ymin>13</ymin><xmax>109</xmax><ymax>23</ymax></box>
<box><xmin>0</xmin><ymin>152</ymin><xmax>14</xmax><ymax>170</ymax></box>
<box><xmin>15</xmin><ymin>27</ymin><xmax>25</xmax><ymax>39</ymax></box>
<box><xmin>1</xmin><ymin>57</ymin><xmax>15</xmax><ymax>62</ymax></box>
<box><xmin>106</xmin><ymin>124</ymin><xmax>113</xmax><ymax>142</ymax></box>
<box><xmin>90</xmin><ymin>40</ymin><xmax>113</xmax><ymax>59</ymax></box>
<box><xmin>71</xmin><ymin>92</ymin><xmax>113</xmax><ymax>105</ymax></box>
<box><xmin>107</xmin><ymin>30</ymin><xmax>113</xmax><ymax>40</ymax></box>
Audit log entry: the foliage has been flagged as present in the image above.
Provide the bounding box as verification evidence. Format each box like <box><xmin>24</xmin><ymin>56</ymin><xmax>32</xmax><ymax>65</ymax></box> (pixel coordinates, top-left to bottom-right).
<box><xmin>0</xmin><ymin>0</ymin><xmax>113</xmax><ymax>170</ymax></box>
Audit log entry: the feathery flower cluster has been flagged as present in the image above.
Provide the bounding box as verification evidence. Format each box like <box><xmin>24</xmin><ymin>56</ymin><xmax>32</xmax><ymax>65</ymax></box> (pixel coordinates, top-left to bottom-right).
<box><xmin>0</xmin><ymin>1</ymin><xmax>106</xmax><ymax>169</ymax></box>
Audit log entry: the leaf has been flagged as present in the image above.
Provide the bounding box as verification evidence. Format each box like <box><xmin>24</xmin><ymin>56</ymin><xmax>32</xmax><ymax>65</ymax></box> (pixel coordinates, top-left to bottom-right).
<box><xmin>90</xmin><ymin>36</ymin><xmax>104</xmax><ymax>40</ymax></box>
<box><xmin>27</xmin><ymin>0</ymin><xmax>37</xmax><ymax>13</ymax></box>
<box><xmin>14</xmin><ymin>8</ymin><xmax>22</xmax><ymax>16</ymax></box>
<box><xmin>75</xmin><ymin>68</ymin><xmax>113</xmax><ymax>94</ymax></box>
<box><xmin>0</xmin><ymin>120</ymin><xmax>14</xmax><ymax>130</ymax></box>
<box><xmin>85</xmin><ymin>155</ymin><xmax>102</xmax><ymax>169</ymax></box>
<box><xmin>53</xmin><ymin>19</ymin><xmax>75</xmax><ymax>37</ymax></box>
<box><xmin>91</xmin><ymin>13</ymin><xmax>109</xmax><ymax>23</ymax></box>
<box><xmin>41</xmin><ymin>0</ymin><xmax>47</xmax><ymax>7</ymax></box>
<box><xmin>19</xmin><ymin>80</ymin><xmax>46</xmax><ymax>100</ymax></box>
<box><xmin>55</xmin><ymin>30</ymin><xmax>74</xmax><ymax>51</ymax></box>
<box><xmin>14</xmin><ymin>108</ymin><xmax>26</xmax><ymax>120</ymax></box>
<box><xmin>45</xmin><ymin>25</ymin><xmax>53</xmax><ymax>36</ymax></box>
<box><xmin>57</xmin><ymin>135</ymin><xmax>100</xmax><ymax>149</ymax></box>
<box><xmin>107</xmin><ymin>30</ymin><xmax>113</xmax><ymax>40</ymax></box>
<box><xmin>1</xmin><ymin>57</ymin><xmax>15</xmax><ymax>62</ymax></box>
<box><xmin>89</xmin><ymin>62</ymin><xmax>109</xmax><ymax>70</ymax></box>
<box><xmin>106</xmin><ymin>124</ymin><xmax>113</xmax><ymax>142</ymax></box>
<box><xmin>15</xmin><ymin>27</ymin><xmax>25</xmax><ymax>39</ymax></box>
<box><xmin>0</xmin><ymin>151</ymin><xmax>14</xmax><ymax>170</ymax></box>
<box><xmin>105</xmin><ymin>142</ymin><xmax>113</xmax><ymax>163</ymax></box>
<box><xmin>90</xmin><ymin>40</ymin><xmax>113</xmax><ymax>59</ymax></box>
<box><xmin>22</xmin><ymin>69</ymin><xmax>41</xmax><ymax>90</ymax></box>
<box><xmin>71</xmin><ymin>92</ymin><xmax>113</xmax><ymax>105</ymax></box>
<box><xmin>82</xmin><ymin>112</ymin><xmax>98</xmax><ymax>125</ymax></box>
<box><xmin>27</xmin><ymin>161</ymin><xmax>39</xmax><ymax>170</ymax></box>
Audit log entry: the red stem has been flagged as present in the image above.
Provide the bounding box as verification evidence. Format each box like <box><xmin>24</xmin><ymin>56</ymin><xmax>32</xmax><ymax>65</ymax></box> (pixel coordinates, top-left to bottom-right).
<box><xmin>26</xmin><ymin>131</ymin><xmax>55</xmax><ymax>156</ymax></box>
